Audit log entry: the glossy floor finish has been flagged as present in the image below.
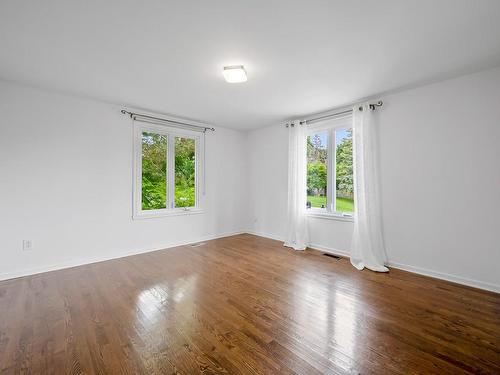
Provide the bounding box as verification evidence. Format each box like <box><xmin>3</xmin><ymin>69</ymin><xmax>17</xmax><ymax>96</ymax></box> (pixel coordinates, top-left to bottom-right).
<box><xmin>0</xmin><ymin>234</ymin><xmax>499</xmax><ymax>374</ymax></box>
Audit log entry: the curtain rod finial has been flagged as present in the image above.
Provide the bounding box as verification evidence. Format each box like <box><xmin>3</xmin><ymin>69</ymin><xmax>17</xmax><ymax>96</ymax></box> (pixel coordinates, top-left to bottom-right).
<box><xmin>121</xmin><ymin>109</ymin><xmax>133</xmax><ymax>118</ymax></box>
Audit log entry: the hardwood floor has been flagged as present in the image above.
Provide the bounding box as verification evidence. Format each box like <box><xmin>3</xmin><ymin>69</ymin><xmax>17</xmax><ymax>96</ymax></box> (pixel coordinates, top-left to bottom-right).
<box><xmin>0</xmin><ymin>234</ymin><xmax>498</xmax><ymax>374</ymax></box>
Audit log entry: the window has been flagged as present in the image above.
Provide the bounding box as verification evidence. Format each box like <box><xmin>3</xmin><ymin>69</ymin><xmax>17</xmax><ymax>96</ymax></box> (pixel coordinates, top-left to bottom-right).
<box><xmin>306</xmin><ymin>114</ymin><xmax>354</xmax><ymax>216</ymax></box>
<box><xmin>174</xmin><ymin>137</ymin><xmax>196</xmax><ymax>208</ymax></box>
<box><xmin>141</xmin><ymin>132</ymin><xmax>167</xmax><ymax>210</ymax></box>
<box><xmin>134</xmin><ymin>122</ymin><xmax>203</xmax><ymax>218</ymax></box>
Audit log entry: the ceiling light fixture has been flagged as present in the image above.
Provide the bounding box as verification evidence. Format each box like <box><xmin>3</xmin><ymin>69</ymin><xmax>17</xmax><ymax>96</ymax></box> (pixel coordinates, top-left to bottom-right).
<box><xmin>223</xmin><ymin>65</ymin><xmax>247</xmax><ymax>83</ymax></box>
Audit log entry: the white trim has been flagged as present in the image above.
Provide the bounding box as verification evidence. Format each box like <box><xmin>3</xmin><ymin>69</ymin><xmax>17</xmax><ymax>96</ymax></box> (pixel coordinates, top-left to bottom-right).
<box><xmin>247</xmin><ymin>230</ymin><xmax>349</xmax><ymax>257</ymax></box>
<box><xmin>167</xmin><ymin>132</ymin><xmax>175</xmax><ymax>208</ymax></box>
<box><xmin>246</xmin><ymin>232</ymin><xmax>500</xmax><ymax>293</ymax></box>
<box><xmin>247</xmin><ymin>231</ymin><xmax>350</xmax><ymax>257</ymax></box>
<box><xmin>132</xmin><ymin>208</ymin><xmax>205</xmax><ymax>219</ymax></box>
<box><xmin>2</xmin><ymin>230</ymin><xmax>498</xmax><ymax>293</ymax></box>
<box><xmin>246</xmin><ymin>230</ymin><xmax>285</xmax><ymax>242</ymax></box>
<box><xmin>0</xmin><ymin>231</ymin><xmax>245</xmax><ymax>282</ymax></box>
<box><xmin>308</xmin><ymin>242</ymin><xmax>351</xmax><ymax>258</ymax></box>
<box><xmin>306</xmin><ymin>115</ymin><xmax>354</xmax><ymax>216</ymax></box>
<box><xmin>307</xmin><ymin>211</ymin><xmax>354</xmax><ymax>222</ymax></box>
<box><xmin>387</xmin><ymin>261</ymin><xmax>500</xmax><ymax>294</ymax></box>
<box><xmin>329</xmin><ymin>127</ymin><xmax>335</xmax><ymax>212</ymax></box>
<box><xmin>133</xmin><ymin>121</ymin><xmax>204</xmax><ymax>219</ymax></box>
<box><xmin>306</xmin><ymin>112</ymin><xmax>353</xmax><ymax>131</ymax></box>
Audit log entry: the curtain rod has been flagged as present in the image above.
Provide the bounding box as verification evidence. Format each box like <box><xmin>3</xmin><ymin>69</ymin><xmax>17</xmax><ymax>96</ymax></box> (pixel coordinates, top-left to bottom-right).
<box><xmin>121</xmin><ymin>110</ymin><xmax>215</xmax><ymax>132</ymax></box>
<box><xmin>286</xmin><ymin>101</ymin><xmax>383</xmax><ymax>127</ymax></box>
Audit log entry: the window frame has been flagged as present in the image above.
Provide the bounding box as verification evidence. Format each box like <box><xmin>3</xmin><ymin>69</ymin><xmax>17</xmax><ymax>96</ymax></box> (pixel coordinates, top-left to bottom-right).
<box><xmin>133</xmin><ymin>121</ymin><xmax>204</xmax><ymax>219</ymax></box>
<box><xmin>306</xmin><ymin>114</ymin><xmax>354</xmax><ymax>220</ymax></box>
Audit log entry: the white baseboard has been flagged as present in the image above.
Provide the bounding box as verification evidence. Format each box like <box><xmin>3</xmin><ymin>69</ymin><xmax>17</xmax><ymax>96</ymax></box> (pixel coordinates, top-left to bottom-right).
<box><xmin>3</xmin><ymin>230</ymin><xmax>498</xmax><ymax>294</ymax></box>
<box><xmin>246</xmin><ymin>230</ymin><xmax>349</xmax><ymax>257</ymax></box>
<box><xmin>0</xmin><ymin>230</ymin><xmax>245</xmax><ymax>282</ymax></box>
<box><xmin>246</xmin><ymin>231</ymin><xmax>499</xmax><ymax>294</ymax></box>
<box><xmin>308</xmin><ymin>242</ymin><xmax>350</xmax><ymax>258</ymax></box>
<box><xmin>246</xmin><ymin>230</ymin><xmax>284</xmax><ymax>242</ymax></box>
<box><xmin>387</xmin><ymin>261</ymin><xmax>500</xmax><ymax>294</ymax></box>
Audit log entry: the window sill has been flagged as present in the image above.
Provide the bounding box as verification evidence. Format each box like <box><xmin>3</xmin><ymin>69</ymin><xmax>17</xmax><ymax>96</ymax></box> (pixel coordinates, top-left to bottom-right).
<box><xmin>133</xmin><ymin>208</ymin><xmax>204</xmax><ymax>220</ymax></box>
<box><xmin>307</xmin><ymin>210</ymin><xmax>354</xmax><ymax>222</ymax></box>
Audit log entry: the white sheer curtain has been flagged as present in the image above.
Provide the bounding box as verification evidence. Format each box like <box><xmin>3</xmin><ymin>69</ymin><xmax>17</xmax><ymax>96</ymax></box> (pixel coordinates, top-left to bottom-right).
<box><xmin>284</xmin><ymin>121</ymin><xmax>309</xmax><ymax>250</ymax></box>
<box><xmin>350</xmin><ymin>104</ymin><xmax>389</xmax><ymax>272</ymax></box>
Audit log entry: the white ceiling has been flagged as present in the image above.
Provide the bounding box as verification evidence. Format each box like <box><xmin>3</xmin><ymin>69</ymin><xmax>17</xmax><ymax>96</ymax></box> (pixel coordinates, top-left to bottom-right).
<box><xmin>1</xmin><ymin>0</ymin><xmax>500</xmax><ymax>129</ymax></box>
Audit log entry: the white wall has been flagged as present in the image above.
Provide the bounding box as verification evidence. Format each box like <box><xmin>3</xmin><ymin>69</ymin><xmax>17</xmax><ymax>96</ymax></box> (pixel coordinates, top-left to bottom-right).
<box><xmin>0</xmin><ymin>81</ymin><xmax>249</xmax><ymax>280</ymax></box>
<box><xmin>247</xmin><ymin>123</ymin><xmax>355</xmax><ymax>255</ymax></box>
<box><xmin>2</xmin><ymin>67</ymin><xmax>499</xmax><ymax>292</ymax></box>
<box><xmin>248</xmin><ymin>67</ymin><xmax>500</xmax><ymax>292</ymax></box>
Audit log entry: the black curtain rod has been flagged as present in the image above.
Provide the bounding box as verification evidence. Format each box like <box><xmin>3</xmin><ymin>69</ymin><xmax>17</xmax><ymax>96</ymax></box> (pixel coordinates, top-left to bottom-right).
<box><xmin>286</xmin><ymin>101</ymin><xmax>383</xmax><ymax>127</ymax></box>
<box><xmin>121</xmin><ymin>110</ymin><xmax>215</xmax><ymax>132</ymax></box>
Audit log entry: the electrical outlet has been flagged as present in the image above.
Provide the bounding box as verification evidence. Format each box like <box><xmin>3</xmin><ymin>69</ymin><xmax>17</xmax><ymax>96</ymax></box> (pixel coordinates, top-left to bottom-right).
<box><xmin>23</xmin><ymin>240</ymin><xmax>33</xmax><ymax>251</ymax></box>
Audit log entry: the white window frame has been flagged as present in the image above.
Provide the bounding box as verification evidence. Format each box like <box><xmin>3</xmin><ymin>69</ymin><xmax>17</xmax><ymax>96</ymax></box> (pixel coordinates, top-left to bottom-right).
<box><xmin>133</xmin><ymin>121</ymin><xmax>204</xmax><ymax>219</ymax></box>
<box><xmin>306</xmin><ymin>114</ymin><xmax>354</xmax><ymax>221</ymax></box>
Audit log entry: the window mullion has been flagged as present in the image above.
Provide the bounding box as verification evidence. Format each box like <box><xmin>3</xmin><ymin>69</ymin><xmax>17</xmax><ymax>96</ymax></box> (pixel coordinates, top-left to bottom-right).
<box><xmin>135</xmin><ymin>126</ymin><xmax>142</xmax><ymax>216</ymax></box>
<box><xmin>323</xmin><ymin>128</ymin><xmax>330</xmax><ymax>212</ymax></box>
<box><xmin>195</xmin><ymin>138</ymin><xmax>200</xmax><ymax>207</ymax></box>
<box><xmin>331</xmin><ymin>128</ymin><xmax>337</xmax><ymax>212</ymax></box>
<box><xmin>168</xmin><ymin>134</ymin><xmax>175</xmax><ymax>209</ymax></box>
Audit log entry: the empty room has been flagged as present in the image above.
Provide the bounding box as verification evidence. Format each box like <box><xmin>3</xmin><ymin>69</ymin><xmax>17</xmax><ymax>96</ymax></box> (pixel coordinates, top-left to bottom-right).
<box><xmin>1</xmin><ymin>1</ymin><xmax>499</xmax><ymax>374</ymax></box>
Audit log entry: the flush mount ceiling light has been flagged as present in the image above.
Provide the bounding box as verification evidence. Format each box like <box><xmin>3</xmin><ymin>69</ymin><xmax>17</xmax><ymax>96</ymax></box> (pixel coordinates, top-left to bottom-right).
<box><xmin>223</xmin><ymin>65</ymin><xmax>247</xmax><ymax>83</ymax></box>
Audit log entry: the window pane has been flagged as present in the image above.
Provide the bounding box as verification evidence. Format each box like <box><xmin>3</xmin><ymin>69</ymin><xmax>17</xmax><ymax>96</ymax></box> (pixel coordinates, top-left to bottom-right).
<box><xmin>141</xmin><ymin>132</ymin><xmax>167</xmax><ymax>210</ymax></box>
<box><xmin>335</xmin><ymin>128</ymin><xmax>354</xmax><ymax>213</ymax></box>
<box><xmin>175</xmin><ymin>137</ymin><xmax>196</xmax><ymax>207</ymax></box>
<box><xmin>307</xmin><ymin>131</ymin><xmax>328</xmax><ymax>209</ymax></box>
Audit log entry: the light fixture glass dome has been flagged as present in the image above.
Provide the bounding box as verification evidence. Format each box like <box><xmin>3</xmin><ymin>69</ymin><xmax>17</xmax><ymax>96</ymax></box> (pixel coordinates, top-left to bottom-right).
<box><xmin>223</xmin><ymin>65</ymin><xmax>247</xmax><ymax>83</ymax></box>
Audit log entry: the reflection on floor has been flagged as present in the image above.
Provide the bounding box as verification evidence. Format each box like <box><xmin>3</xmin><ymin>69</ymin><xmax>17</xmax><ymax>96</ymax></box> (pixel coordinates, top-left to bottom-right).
<box><xmin>0</xmin><ymin>234</ymin><xmax>498</xmax><ymax>374</ymax></box>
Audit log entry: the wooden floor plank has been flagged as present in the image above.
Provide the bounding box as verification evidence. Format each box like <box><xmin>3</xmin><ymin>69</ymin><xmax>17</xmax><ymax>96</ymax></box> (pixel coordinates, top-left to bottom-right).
<box><xmin>0</xmin><ymin>234</ymin><xmax>498</xmax><ymax>374</ymax></box>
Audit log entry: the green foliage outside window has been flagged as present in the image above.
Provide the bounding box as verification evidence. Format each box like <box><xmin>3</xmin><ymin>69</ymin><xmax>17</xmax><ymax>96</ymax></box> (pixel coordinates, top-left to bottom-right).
<box><xmin>336</xmin><ymin>129</ymin><xmax>353</xmax><ymax>197</ymax></box>
<box><xmin>175</xmin><ymin>137</ymin><xmax>196</xmax><ymax>207</ymax></box>
<box><xmin>307</xmin><ymin>163</ymin><xmax>327</xmax><ymax>194</ymax></box>
<box><xmin>141</xmin><ymin>133</ymin><xmax>196</xmax><ymax>210</ymax></box>
<box><xmin>141</xmin><ymin>132</ymin><xmax>167</xmax><ymax>210</ymax></box>
<box><xmin>306</xmin><ymin>129</ymin><xmax>354</xmax><ymax>212</ymax></box>
<box><xmin>307</xmin><ymin>133</ymin><xmax>328</xmax><ymax>208</ymax></box>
